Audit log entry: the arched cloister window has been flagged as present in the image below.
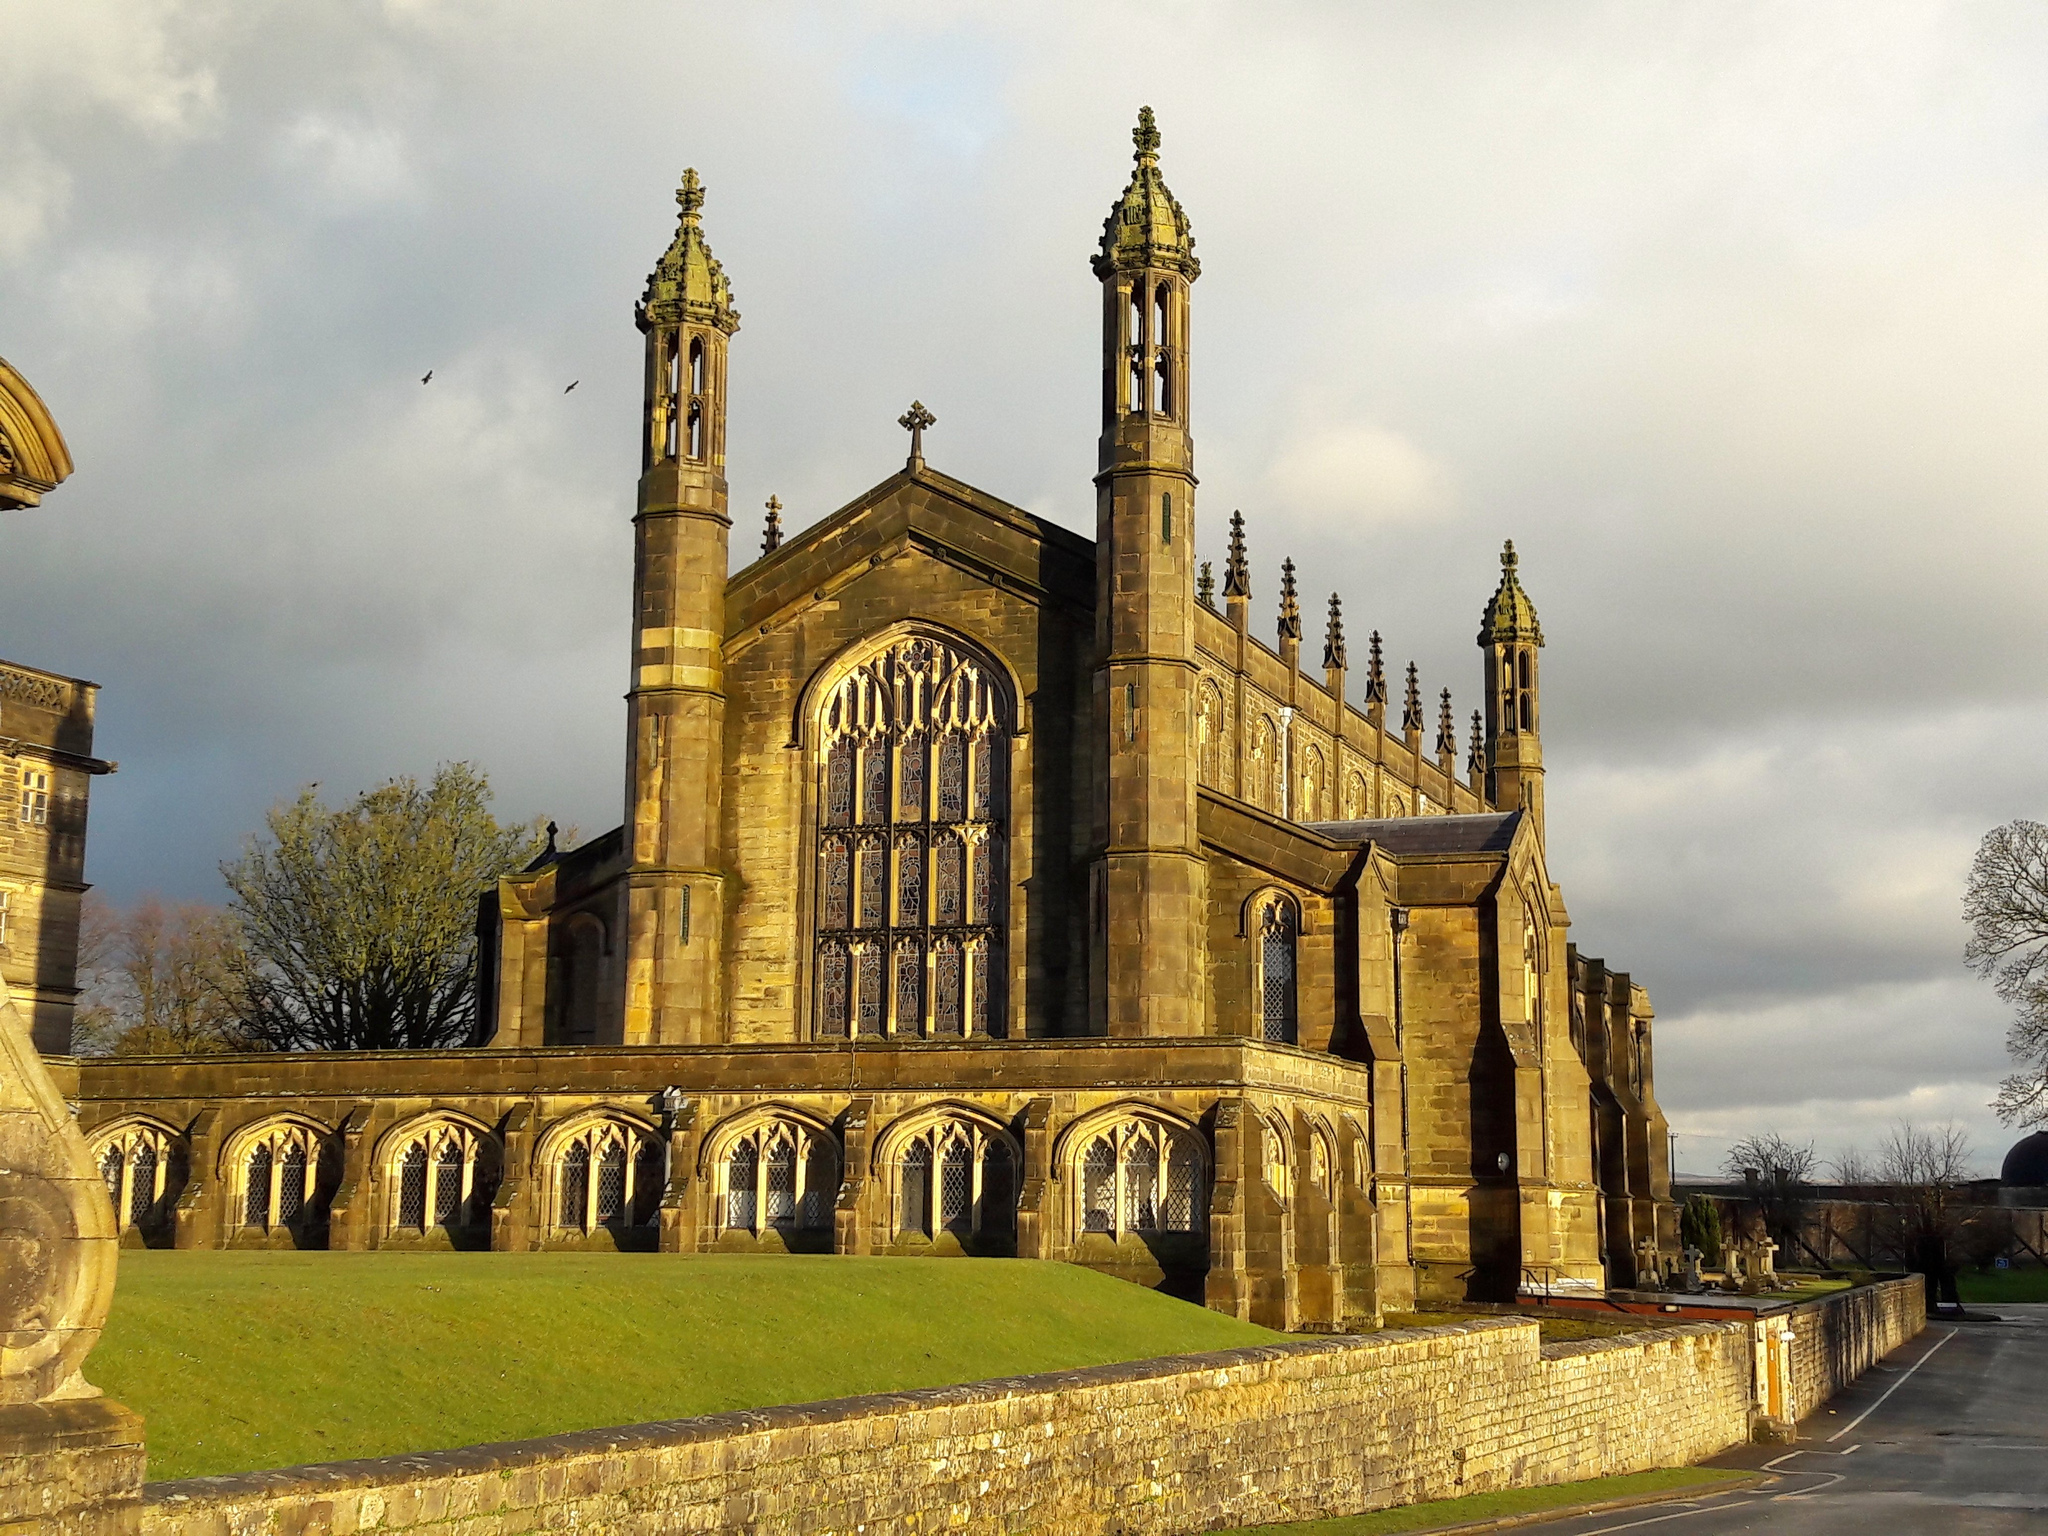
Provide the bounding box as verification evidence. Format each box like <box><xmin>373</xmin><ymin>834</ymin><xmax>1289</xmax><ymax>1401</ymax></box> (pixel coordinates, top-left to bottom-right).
<box><xmin>1261</xmin><ymin>1117</ymin><xmax>1290</xmax><ymax>1202</ymax></box>
<box><xmin>1075</xmin><ymin>1116</ymin><xmax>1205</xmax><ymax>1238</ymax></box>
<box><xmin>815</xmin><ymin>634</ymin><xmax>1010</xmax><ymax>1040</ymax></box>
<box><xmin>551</xmin><ymin>1119</ymin><xmax>665</xmax><ymax>1235</ymax></box>
<box><xmin>235</xmin><ymin>1121</ymin><xmax>328</xmax><ymax>1234</ymax></box>
<box><xmin>1196</xmin><ymin>680</ymin><xmax>1223</xmax><ymax>789</ymax></box>
<box><xmin>93</xmin><ymin>1122</ymin><xmax>177</xmax><ymax>1233</ymax></box>
<box><xmin>893</xmin><ymin>1118</ymin><xmax>1016</xmax><ymax>1241</ymax></box>
<box><xmin>1255</xmin><ymin>896</ymin><xmax>1299</xmax><ymax>1044</ymax></box>
<box><xmin>718</xmin><ymin>1119</ymin><xmax>838</xmax><ymax>1235</ymax></box>
<box><xmin>387</xmin><ymin>1121</ymin><xmax>494</xmax><ymax>1235</ymax></box>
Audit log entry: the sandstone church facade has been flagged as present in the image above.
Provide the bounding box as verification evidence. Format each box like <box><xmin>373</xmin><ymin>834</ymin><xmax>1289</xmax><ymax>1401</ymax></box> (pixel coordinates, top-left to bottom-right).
<box><xmin>62</xmin><ymin>114</ymin><xmax>1676</xmax><ymax>1326</ymax></box>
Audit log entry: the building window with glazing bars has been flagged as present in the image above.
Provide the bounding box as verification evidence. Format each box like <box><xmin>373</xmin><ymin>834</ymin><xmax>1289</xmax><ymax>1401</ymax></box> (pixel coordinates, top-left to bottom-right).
<box><xmin>1076</xmin><ymin>1117</ymin><xmax>1204</xmax><ymax>1238</ymax></box>
<box><xmin>553</xmin><ymin>1119</ymin><xmax>665</xmax><ymax>1236</ymax></box>
<box><xmin>19</xmin><ymin>767</ymin><xmax>48</xmax><ymax>826</ymax></box>
<box><xmin>1256</xmin><ymin>896</ymin><xmax>1299</xmax><ymax>1045</ymax></box>
<box><xmin>720</xmin><ymin>1120</ymin><xmax>838</xmax><ymax>1235</ymax></box>
<box><xmin>895</xmin><ymin>1120</ymin><xmax>1016</xmax><ymax>1243</ymax></box>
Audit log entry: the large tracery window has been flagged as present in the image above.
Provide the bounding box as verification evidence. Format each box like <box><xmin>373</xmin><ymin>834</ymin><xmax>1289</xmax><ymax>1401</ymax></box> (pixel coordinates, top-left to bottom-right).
<box><xmin>815</xmin><ymin>635</ymin><xmax>1010</xmax><ymax>1039</ymax></box>
<box><xmin>388</xmin><ymin>1121</ymin><xmax>494</xmax><ymax>1235</ymax></box>
<box><xmin>720</xmin><ymin>1119</ymin><xmax>839</xmax><ymax>1235</ymax></box>
<box><xmin>895</xmin><ymin>1119</ymin><xmax>1016</xmax><ymax>1241</ymax></box>
<box><xmin>553</xmin><ymin>1119</ymin><xmax>665</xmax><ymax>1236</ymax></box>
<box><xmin>94</xmin><ymin>1122</ymin><xmax>176</xmax><ymax>1234</ymax></box>
<box><xmin>1077</xmin><ymin>1117</ymin><xmax>1204</xmax><ymax>1238</ymax></box>
<box><xmin>237</xmin><ymin>1121</ymin><xmax>327</xmax><ymax>1234</ymax></box>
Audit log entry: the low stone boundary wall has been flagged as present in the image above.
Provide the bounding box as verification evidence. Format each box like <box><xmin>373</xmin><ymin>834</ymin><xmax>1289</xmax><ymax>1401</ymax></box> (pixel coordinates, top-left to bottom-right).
<box><xmin>1786</xmin><ymin>1274</ymin><xmax>1923</xmax><ymax>1422</ymax></box>
<box><xmin>139</xmin><ymin>1281</ymin><xmax>1921</xmax><ymax>1536</ymax></box>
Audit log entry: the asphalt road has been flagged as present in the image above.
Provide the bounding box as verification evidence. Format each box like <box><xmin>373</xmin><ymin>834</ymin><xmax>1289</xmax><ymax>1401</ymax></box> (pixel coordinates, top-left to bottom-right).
<box><xmin>1522</xmin><ymin>1304</ymin><xmax>2048</xmax><ymax>1535</ymax></box>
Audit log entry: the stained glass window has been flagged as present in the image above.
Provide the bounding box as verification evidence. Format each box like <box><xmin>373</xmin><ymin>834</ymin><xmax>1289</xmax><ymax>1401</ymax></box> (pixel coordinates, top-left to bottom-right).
<box><xmin>970</xmin><ymin>840</ymin><xmax>993</xmax><ymax>924</ymax></box>
<box><xmin>895</xmin><ymin>940</ymin><xmax>923</xmax><ymax>1037</ymax></box>
<box><xmin>859</xmin><ymin>838</ymin><xmax>886</xmax><ymax>928</ymax></box>
<box><xmin>1076</xmin><ymin>1120</ymin><xmax>1202</xmax><ymax>1238</ymax></box>
<box><xmin>939</xmin><ymin>735</ymin><xmax>966</xmax><ymax>820</ymax></box>
<box><xmin>245</xmin><ymin>1144</ymin><xmax>272</xmax><ymax>1227</ymax></box>
<box><xmin>722</xmin><ymin>1123</ymin><xmax>836</xmax><ymax>1235</ymax></box>
<box><xmin>934</xmin><ymin>941</ymin><xmax>963</xmax><ymax>1035</ymax></box>
<box><xmin>434</xmin><ymin>1141</ymin><xmax>465</xmax><ymax>1226</ymax></box>
<box><xmin>935</xmin><ymin>837</ymin><xmax>963</xmax><ymax>926</ymax></box>
<box><xmin>595</xmin><ymin>1140</ymin><xmax>628</xmax><ymax>1224</ymax></box>
<box><xmin>818</xmin><ymin>944</ymin><xmax>850</xmax><ymax>1038</ymax></box>
<box><xmin>896</xmin><ymin>834</ymin><xmax>923</xmax><ymax>925</ymax></box>
<box><xmin>94</xmin><ymin>1123</ymin><xmax>184</xmax><ymax>1235</ymax></box>
<box><xmin>827</xmin><ymin>741</ymin><xmax>853</xmax><ymax>825</ymax></box>
<box><xmin>862</xmin><ymin>744</ymin><xmax>889</xmax><ymax>824</ymax></box>
<box><xmin>823</xmin><ymin>839</ymin><xmax>851</xmax><ymax>930</ymax></box>
<box><xmin>856</xmin><ymin>947</ymin><xmax>884</xmax><ymax>1036</ymax></box>
<box><xmin>972</xmin><ymin>735</ymin><xmax>994</xmax><ymax>819</ymax></box>
<box><xmin>899</xmin><ymin>733</ymin><xmax>926</xmax><ymax>820</ymax></box>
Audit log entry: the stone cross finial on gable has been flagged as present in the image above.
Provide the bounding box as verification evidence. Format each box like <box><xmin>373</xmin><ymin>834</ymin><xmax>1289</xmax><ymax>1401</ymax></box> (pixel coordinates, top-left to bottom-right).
<box><xmin>898</xmin><ymin>401</ymin><xmax>936</xmax><ymax>468</ymax></box>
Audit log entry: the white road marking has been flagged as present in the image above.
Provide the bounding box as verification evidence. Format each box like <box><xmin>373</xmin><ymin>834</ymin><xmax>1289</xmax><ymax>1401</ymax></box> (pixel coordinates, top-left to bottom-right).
<box><xmin>1827</xmin><ymin>1328</ymin><xmax>1958</xmax><ymax>1443</ymax></box>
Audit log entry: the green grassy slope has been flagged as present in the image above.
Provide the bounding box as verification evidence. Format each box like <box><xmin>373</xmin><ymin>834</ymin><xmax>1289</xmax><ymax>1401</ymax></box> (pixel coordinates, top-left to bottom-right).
<box><xmin>95</xmin><ymin>1251</ymin><xmax>1280</xmax><ymax>1481</ymax></box>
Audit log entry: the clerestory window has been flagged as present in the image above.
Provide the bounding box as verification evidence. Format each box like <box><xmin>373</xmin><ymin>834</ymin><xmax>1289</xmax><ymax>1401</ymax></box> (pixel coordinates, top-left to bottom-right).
<box><xmin>815</xmin><ymin>635</ymin><xmax>1009</xmax><ymax>1039</ymax></box>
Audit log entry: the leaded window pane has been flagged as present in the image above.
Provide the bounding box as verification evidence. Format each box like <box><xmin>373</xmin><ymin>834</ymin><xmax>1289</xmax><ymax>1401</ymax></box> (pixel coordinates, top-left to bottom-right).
<box><xmin>856</xmin><ymin>948</ymin><xmax>884</xmax><ymax>1036</ymax></box>
<box><xmin>434</xmin><ymin>1141</ymin><xmax>465</xmax><ymax>1226</ymax></box>
<box><xmin>276</xmin><ymin>1144</ymin><xmax>305</xmax><ymax>1225</ymax></box>
<box><xmin>902</xmin><ymin>1142</ymin><xmax>930</xmax><ymax>1236</ymax></box>
<box><xmin>934</xmin><ymin>838</ymin><xmax>963</xmax><ymax>926</ymax></box>
<box><xmin>1261</xmin><ymin>907</ymin><xmax>1297</xmax><ymax>1045</ymax></box>
<box><xmin>398</xmin><ymin>1145</ymin><xmax>428</xmax><ymax>1230</ymax></box>
<box><xmin>899</xmin><ymin>733</ymin><xmax>925</xmax><ymax>820</ymax></box>
<box><xmin>245</xmin><ymin>1145</ymin><xmax>272</xmax><ymax>1227</ymax></box>
<box><xmin>939</xmin><ymin>735</ymin><xmax>966</xmax><ymax>820</ymax></box>
<box><xmin>1165</xmin><ymin>1140</ymin><xmax>1199</xmax><ymax>1231</ymax></box>
<box><xmin>939</xmin><ymin>1140</ymin><xmax>973</xmax><ymax>1235</ymax></box>
<box><xmin>980</xmin><ymin>1140</ymin><xmax>1014</xmax><ymax>1233</ymax></box>
<box><xmin>827</xmin><ymin>741</ymin><xmax>853</xmax><ymax>825</ymax></box>
<box><xmin>596</xmin><ymin>1140</ymin><xmax>627</xmax><ymax>1224</ymax></box>
<box><xmin>818</xmin><ymin>944</ymin><xmax>849</xmax><ymax>1039</ymax></box>
<box><xmin>859</xmin><ymin>839</ymin><xmax>886</xmax><ymax>928</ymax></box>
<box><xmin>560</xmin><ymin>1144</ymin><xmax>589</xmax><ymax>1228</ymax></box>
<box><xmin>99</xmin><ymin>1145</ymin><xmax>122</xmax><ymax>1206</ymax></box>
<box><xmin>862</xmin><ymin>743</ymin><xmax>889</xmax><ymax>824</ymax></box>
<box><xmin>895</xmin><ymin>941</ymin><xmax>924</xmax><ymax>1037</ymax></box>
<box><xmin>896</xmin><ymin>834</ymin><xmax>923</xmax><ymax>926</ymax></box>
<box><xmin>968</xmin><ymin>942</ymin><xmax>994</xmax><ymax>1038</ymax></box>
<box><xmin>972</xmin><ymin>735</ymin><xmax>994</xmax><ymax>819</ymax></box>
<box><xmin>726</xmin><ymin>1141</ymin><xmax>757</xmax><ymax>1231</ymax></box>
<box><xmin>970</xmin><ymin>840</ymin><xmax>996</xmax><ymax>925</ymax></box>
<box><xmin>822</xmin><ymin>839</ymin><xmax>851</xmax><ymax>931</ymax></box>
<box><xmin>933</xmin><ymin>942</ymin><xmax>963</xmax><ymax>1036</ymax></box>
<box><xmin>1123</xmin><ymin>1139</ymin><xmax>1160</xmax><ymax>1231</ymax></box>
<box><xmin>802</xmin><ymin>1142</ymin><xmax>835</xmax><ymax>1228</ymax></box>
<box><xmin>129</xmin><ymin>1142</ymin><xmax>158</xmax><ymax>1224</ymax></box>
<box><xmin>1082</xmin><ymin>1139</ymin><xmax>1115</xmax><ymax>1232</ymax></box>
<box><xmin>766</xmin><ymin>1139</ymin><xmax>797</xmax><ymax>1224</ymax></box>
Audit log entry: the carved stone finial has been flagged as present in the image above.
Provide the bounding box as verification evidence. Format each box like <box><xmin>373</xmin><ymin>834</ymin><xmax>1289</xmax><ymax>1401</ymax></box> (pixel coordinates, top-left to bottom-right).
<box><xmin>1134</xmin><ymin>105</ymin><xmax>1161</xmax><ymax>162</ymax></box>
<box><xmin>1402</xmin><ymin>663</ymin><xmax>1424</xmax><ymax>735</ymax></box>
<box><xmin>1277</xmin><ymin>559</ymin><xmax>1301</xmax><ymax>643</ymax></box>
<box><xmin>762</xmin><ymin>495</ymin><xmax>784</xmax><ymax>555</ymax></box>
<box><xmin>1468</xmin><ymin>709</ymin><xmax>1485</xmax><ymax>777</ymax></box>
<box><xmin>898</xmin><ymin>401</ymin><xmax>936</xmax><ymax>468</ymax></box>
<box><xmin>1323</xmin><ymin>593</ymin><xmax>1346</xmax><ymax>672</ymax></box>
<box><xmin>1197</xmin><ymin>561</ymin><xmax>1216</xmax><ymax>609</ymax></box>
<box><xmin>676</xmin><ymin>167</ymin><xmax>705</xmax><ymax>222</ymax></box>
<box><xmin>1437</xmin><ymin>688</ymin><xmax>1457</xmax><ymax>757</ymax></box>
<box><xmin>1364</xmin><ymin>630</ymin><xmax>1387</xmax><ymax>707</ymax></box>
<box><xmin>1223</xmin><ymin>511</ymin><xmax>1250</xmax><ymax>599</ymax></box>
<box><xmin>1094</xmin><ymin>106</ymin><xmax>1198</xmax><ymax>280</ymax></box>
<box><xmin>640</xmin><ymin>167</ymin><xmax>738</xmax><ymax>334</ymax></box>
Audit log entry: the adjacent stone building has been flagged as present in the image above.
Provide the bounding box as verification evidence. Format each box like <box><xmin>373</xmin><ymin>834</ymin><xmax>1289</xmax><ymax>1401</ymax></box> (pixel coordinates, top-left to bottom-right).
<box><xmin>59</xmin><ymin>113</ymin><xmax>1676</xmax><ymax>1325</ymax></box>
<box><xmin>1</xmin><ymin>356</ymin><xmax>115</xmax><ymax>1057</ymax></box>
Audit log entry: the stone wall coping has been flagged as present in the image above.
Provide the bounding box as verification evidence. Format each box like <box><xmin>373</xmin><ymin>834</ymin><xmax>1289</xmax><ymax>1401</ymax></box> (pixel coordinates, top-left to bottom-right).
<box><xmin>1537</xmin><ymin>1321</ymin><xmax>1738</xmax><ymax>1361</ymax></box>
<box><xmin>142</xmin><ymin>1320</ymin><xmax>1537</xmax><ymax>1512</ymax></box>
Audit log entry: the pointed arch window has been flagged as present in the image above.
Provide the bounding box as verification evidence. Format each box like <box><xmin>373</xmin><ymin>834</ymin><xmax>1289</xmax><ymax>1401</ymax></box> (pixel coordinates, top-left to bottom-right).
<box><xmin>236</xmin><ymin>1121</ymin><xmax>330</xmax><ymax>1235</ymax></box>
<box><xmin>552</xmin><ymin>1119</ymin><xmax>664</xmax><ymax>1235</ymax></box>
<box><xmin>894</xmin><ymin>1119</ymin><xmax>1016</xmax><ymax>1241</ymax></box>
<box><xmin>1256</xmin><ymin>897</ymin><xmax>1299</xmax><ymax>1045</ymax></box>
<box><xmin>815</xmin><ymin>635</ymin><xmax>1010</xmax><ymax>1039</ymax></box>
<box><xmin>720</xmin><ymin>1119</ymin><xmax>839</xmax><ymax>1235</ymax></box>
<box><xmin>1196</xmin><ymin>680</ymin><xmax>1223</xmax><ymax>789</ymax></box>
<box><xmin>686</xmin><ymin>337</ymin><xmax>707</xmax><ymax>461</ymax></box>
<box><xmin>1154</xmin><ymin>283</ymin><xmax>1173</xmax><ymax>415</ymax></box>
<box><xmin>386</xmin><ymin>1122</ymin><xmax>494</xmax><ymax>1235</ymax></box>
<box><xmin>1073</xmin><ymin>1117</ymin><xmax>1205</xmax><ymax>1237</ymax></box>
<box><xmin>92</xmin><ymin>1122</ymin><xmax>178</xmax><ymax>1235</ymax></box>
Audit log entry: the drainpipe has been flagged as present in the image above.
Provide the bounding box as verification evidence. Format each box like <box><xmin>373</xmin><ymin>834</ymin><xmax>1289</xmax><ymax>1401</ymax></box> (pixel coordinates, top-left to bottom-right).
<box><xmin>1391</xmin><ymin>905</ymin><xmax>1413</xmax><ymax>1269</ymax></box>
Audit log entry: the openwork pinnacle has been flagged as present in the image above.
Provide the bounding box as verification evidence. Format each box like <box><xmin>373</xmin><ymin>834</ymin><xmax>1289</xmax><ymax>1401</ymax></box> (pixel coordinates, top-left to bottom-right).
<box><xmin>1134</xmin><ymin>106</ymin><xmax>1161</xmax><ymax>162</ymax></box>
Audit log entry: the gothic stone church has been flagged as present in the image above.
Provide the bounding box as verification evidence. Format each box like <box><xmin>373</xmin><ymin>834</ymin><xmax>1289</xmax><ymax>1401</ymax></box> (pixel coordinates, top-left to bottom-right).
<box><xmin>65</xmin><ymin>113</ymin><xmax>1676</xmax><ymax>1326</ymax></box>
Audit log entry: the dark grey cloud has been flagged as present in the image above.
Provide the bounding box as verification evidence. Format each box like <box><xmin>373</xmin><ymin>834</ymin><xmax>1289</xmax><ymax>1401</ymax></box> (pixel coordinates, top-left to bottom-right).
<box><xmin>5</xmin><ymin>0</ymin><xmax>2043</xmax><ymax>1171</ymax></box>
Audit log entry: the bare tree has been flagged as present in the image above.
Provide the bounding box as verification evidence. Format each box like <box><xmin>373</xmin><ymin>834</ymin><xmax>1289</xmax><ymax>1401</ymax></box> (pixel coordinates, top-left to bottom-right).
<box><xmin>1874</xmin><ymin>1122</ymin><xmax>1975</xmax><ymax>1309</ymax></box>
<box><xmin>1964</xmin><ymin>819</ymin><xmax>2048</xmax><ymax>1125</ymax></box>
<box><xmin>72</xmin><ymin>895</ymin><xmax>254</xmax><ymax>1055</ymax></box>
<box><xmin>1722</xmin><ymin>1132</ymin><xmax>1817</xmax><ymax>1259</ymax></box>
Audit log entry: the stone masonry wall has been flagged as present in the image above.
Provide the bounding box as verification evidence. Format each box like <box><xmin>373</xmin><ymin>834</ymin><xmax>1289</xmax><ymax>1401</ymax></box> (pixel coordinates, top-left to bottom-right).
<box><xmin>1786</xmin><ymin>1273</ymin><xmax>1924</xmax><ymax>1423</ymax></box>
<box><xmin>139</xmin><ymin>1281</ymin><xmax>1919</xmax><ymax>1536</ymax></box>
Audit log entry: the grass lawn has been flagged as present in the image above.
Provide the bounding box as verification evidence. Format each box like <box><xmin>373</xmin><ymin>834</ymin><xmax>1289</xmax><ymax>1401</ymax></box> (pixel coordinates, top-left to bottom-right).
<box><xmin>1379</xmin><ymin>1310</ymin><xmax>1661</xmax><ymax>1346</ymax></box>
<box><xmin>94</xmin><ymin>1251</ymin><xmax>1279</xmax><ymax>1481</ymax></box>
<box><xmin>1958</xmin><ymin>1266</ymin><xmax>2048</xmax><ymax>1303</ymax></box>
<box><xmin>1215</xmin><ymin>1467</ymin><xmax>1755</xmax><ymax>1535</ymax></box>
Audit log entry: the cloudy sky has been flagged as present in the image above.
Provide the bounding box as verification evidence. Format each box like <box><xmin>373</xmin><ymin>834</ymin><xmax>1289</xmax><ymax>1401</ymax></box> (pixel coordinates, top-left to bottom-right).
<box><xmin>6</xmin><ymin>1</ymin><xmax>2046</xmax><ymax>1173</ymax></box>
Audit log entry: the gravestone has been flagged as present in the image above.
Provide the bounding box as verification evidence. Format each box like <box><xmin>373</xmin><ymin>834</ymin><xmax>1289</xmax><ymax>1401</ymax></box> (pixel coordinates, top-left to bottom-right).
<box><xmin>0</xmin><ymin>978</ymin><xmax>143</xmax><ymax>1532</ymax></box>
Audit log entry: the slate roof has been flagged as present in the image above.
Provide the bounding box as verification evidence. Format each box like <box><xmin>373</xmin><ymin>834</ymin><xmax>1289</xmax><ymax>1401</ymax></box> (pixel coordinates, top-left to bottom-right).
<box><xmin>1301</xmin><ymin>811</ymin><xmax>1522</xmax><ymax>857</ymax></box>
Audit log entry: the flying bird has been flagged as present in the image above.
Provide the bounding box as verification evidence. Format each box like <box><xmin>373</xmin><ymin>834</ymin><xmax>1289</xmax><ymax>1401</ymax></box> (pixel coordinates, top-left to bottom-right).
<box><xmin>421</xmin><ymin>370</ymin><xmax>433</xmax><ymax>384</ymax></box>
<box><xmin>564</xmin><ymin>380</ymin><xmax>579</xmax><ymax>394</ymax></box>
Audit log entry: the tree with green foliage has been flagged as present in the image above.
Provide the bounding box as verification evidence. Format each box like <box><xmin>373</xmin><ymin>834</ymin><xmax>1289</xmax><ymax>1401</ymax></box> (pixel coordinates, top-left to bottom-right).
<box><xmin>221</xmin><ymin>764</ymin><xmax>546</xmax><ymax>1051</ymax></box>
<box><xmin>1680</xmin><ymin>1192</ymin><xmax>1722</xmax><ymax>1268</ymax></box>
